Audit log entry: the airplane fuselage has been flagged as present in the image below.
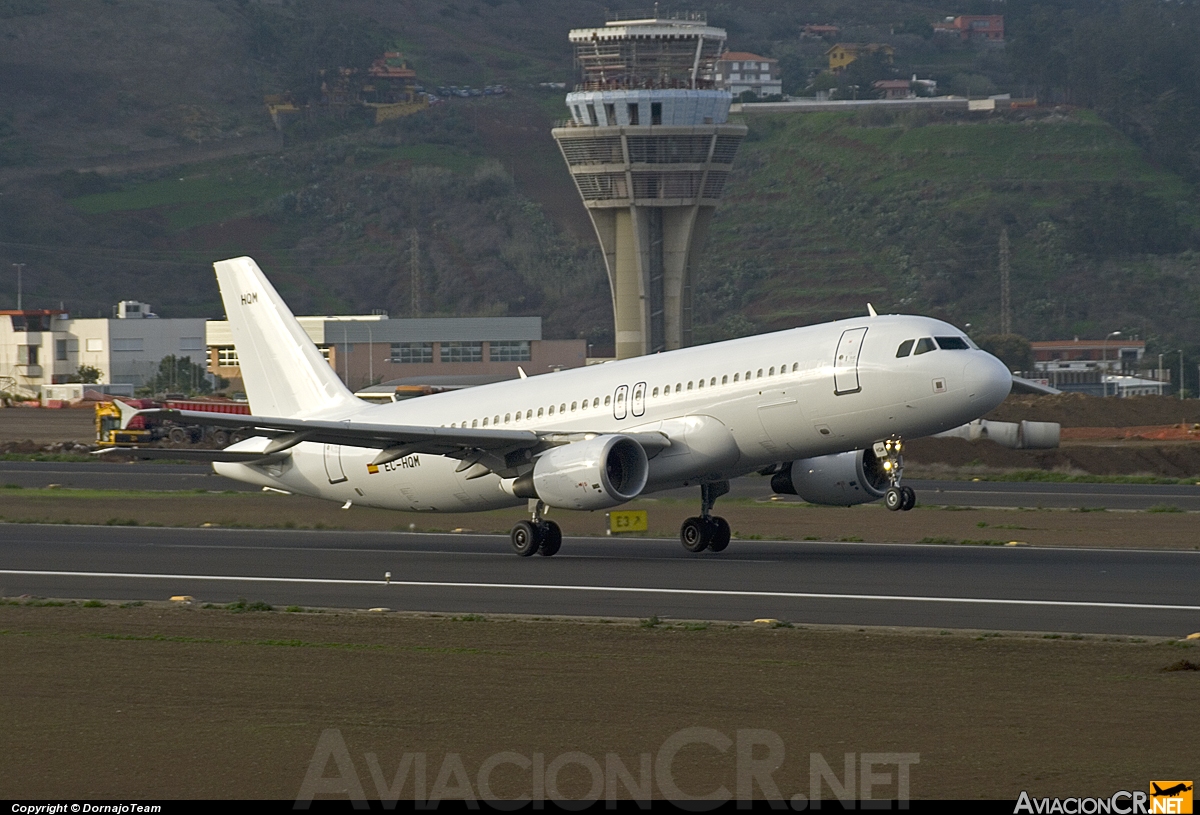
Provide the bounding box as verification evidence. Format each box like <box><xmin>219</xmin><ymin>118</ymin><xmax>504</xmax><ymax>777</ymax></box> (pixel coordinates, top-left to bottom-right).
<box><xmin>215</xmin><ymin>314</ymin><xmax>1011</xmax><ymax>512</ymax></box>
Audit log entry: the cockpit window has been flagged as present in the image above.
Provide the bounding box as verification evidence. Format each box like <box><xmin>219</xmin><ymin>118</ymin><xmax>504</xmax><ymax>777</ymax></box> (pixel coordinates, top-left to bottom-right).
<box><xmin>914</xmin><ymin>337</ymin><xmax>936</xmax><ymax>355</ymax></box>
<box><xmin>896</xmin><ymin>339</ymin><xmax>915</xmax><ymax>358</ymax></box>
<box><xmin>935</xmin><ymin>336</ymin><xmax>970</xmax><ymax>350</ymax></box>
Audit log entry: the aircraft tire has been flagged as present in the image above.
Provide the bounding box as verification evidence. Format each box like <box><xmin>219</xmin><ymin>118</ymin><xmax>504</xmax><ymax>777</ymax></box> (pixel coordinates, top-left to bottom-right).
<box><xmin>884</xmin><ymin>486</ymin><xmax>904</xmax><ymax>511</ymax></box>
<box><xmin>900</xmin><ymin>486</ymin><xmax>916</xmax><ymax>511</ymax></box>
<box><xmin>537</xmin><ymin>521</ymin><xmax>562</xmax><ymax>557</ymax></box>
<box><xmin>680</xmin><ymin>517</ymin><xmax>711</xmax><ymax>553</ymax></box>
<box><xmin>511</xmin><ymin>520</ymin><xmax>541</xmax><ymax>557</ymax></box>
<box><xmin>707</xmin><ymin>517</ymin><xmax>731</xmax><ymax>552</ymax></box>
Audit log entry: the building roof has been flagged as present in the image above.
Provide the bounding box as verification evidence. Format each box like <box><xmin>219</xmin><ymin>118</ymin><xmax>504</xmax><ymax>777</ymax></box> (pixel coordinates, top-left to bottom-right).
<box><xmin>718</xmin><ymin>52</ymin><xmax>776</xmax><ymax>63</ymax></box>
<box><xmin>873</xmin><ymin>79</ymin><xmax>912</xmax><ymax>88</ymax></box>
<box><xmin>1031</xmin><ymin>339</ymin><xmax>1145</xmax><ymax>350</ymax></box>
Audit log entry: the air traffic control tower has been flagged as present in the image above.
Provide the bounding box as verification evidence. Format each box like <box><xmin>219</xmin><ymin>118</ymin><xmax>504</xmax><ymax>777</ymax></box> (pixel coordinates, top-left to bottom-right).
<box><xmin>552</xmin><ymin>11</ymin><xmax>746</xmax><ymax>359</ymax></box>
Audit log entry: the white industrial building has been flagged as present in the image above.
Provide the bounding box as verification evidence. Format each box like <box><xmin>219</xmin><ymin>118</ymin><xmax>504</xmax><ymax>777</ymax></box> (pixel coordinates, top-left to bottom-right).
<box><xmin>0</xmin><ymin>301</ymin><xmax>206</xmax><ymax>399</ymax></box>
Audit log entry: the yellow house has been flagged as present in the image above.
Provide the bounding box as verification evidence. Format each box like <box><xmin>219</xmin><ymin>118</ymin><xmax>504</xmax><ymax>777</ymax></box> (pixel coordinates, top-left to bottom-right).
<box><xmin>826</xmin><ymin>43</ymin><xmax>895</xmax><ymax>74</ymax></box>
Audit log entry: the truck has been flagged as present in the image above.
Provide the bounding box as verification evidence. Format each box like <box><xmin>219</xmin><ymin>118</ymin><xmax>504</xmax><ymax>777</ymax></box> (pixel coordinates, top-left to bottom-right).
<box><xmin>95</xmin><ymin>397</ymin><xmax>251</xmax><ymax>448</ymax></box>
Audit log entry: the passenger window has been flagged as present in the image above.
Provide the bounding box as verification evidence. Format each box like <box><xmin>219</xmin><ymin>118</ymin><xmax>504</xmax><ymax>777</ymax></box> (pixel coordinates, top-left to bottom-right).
<box><xmin>581</xmin><ymin>399</ymin><xmax>588</xmax><ymax>410</ymax></box>
<box><xmin>652</xmin><ymin>387</ymin><xmax>659</xmax><ymax>397</ymax></box>
<box><xmin>896</xmin><ymin>339</ymin><xmax>915</xmax><ymax>357</ymax></box>
<box><xmin>548</xmin><ymin>405</ymin><xmax>555</xmax><ymax>415</ymax></box>
<box><xmin>745</xmin><ymin>371</ymin><xmax>752</xmax><ymax>380</ymax></box>
<box><xmin>697</xmin><ymin>379</ymin><xmax>704</xmax><ymax>389</ymax></box>
<box><xmin>527</xmin><ymin>410</ymin><xmax>533</xmax><ymax>419</ymax></box>
<box><xmin>675</xmin><ymin>383</ymin><xmax>681</xmax><ymax>393</ymax></box>
<box><xmin>593</xmin><ymin>398</ymin><xmax>599</xmax><ymax>408</ymax></box>
<box><xmin>571</xmin><ymin>402</ymin><xmax>577</xmax><ymax>411</ymax></box>
<box><xmin>504</xmin><ymin>413</ymin><xmax>511</xmax><ymax>423</ymax></box>
<box><xmin>605</xmin><ymin>395</ymin><xmax>611</xmax><ymax>406</ymax></box>
<box><xmin>733</xmin><ymin>373</ymin><xmax>739</xmax><ymax>382</ymax></box>
<box><xmin>710</xmin><ymin>377</ymin><xmax>716</xmax><ymax>386</ymax></box>
<box><xmin>537</xmin><ymin>408</ymin><xmax>544</xmax><ymax>417</ymax></box>
<box><xmin>722</xmin><ymin>375</ymin><xmax>728</xmax><ymax>384</ymax></box>
<box><xmin>482</xmin><ymin>418</ymin><xmax>488</xmax><ymax>427</ymax></box>
<box><xmin>514</xmin><ymin>412</ymin><xmax>520</xmax><ymax>422</ymax></box>
<box><xmin>792</xmin><ymin>363</ymin><xmax>798</xmax><ymax>372</ymax></box>
<box><xmin>560</xmin><ymin>403</ymin><xmax>566</xmax><ymax>413</ymax></box>
<box><xmin>757</xmin><ymin>369</ymin><xmax>763</xmax><ymax>378</ymax></box>
<box><xmin>472</xmin><ymin>419</ymin><xmax>478</xmax><ymax>428</ymax></box>
<box><xmin>687</xmin><ymin>381</ymin><xmax>693</xmax><ymax>390</ymax></box>
<box><xmin>914</xmin><ymin>337</ymin><xmax>936</xmax><ymax>355</ymax></box>
<box><xmin>494</xmin><ymin>415</ymin><xmax>500</xmax><ymax>424</ymax></box>
<box><xmin>769</xmin><ymin>367</ymin><xmax>775</xmax><ymax>376</ymax></box>
<box><xmin>935</xmin><ymin>336</ymin><xmax>970</xmax><ymax>350</ymax></box>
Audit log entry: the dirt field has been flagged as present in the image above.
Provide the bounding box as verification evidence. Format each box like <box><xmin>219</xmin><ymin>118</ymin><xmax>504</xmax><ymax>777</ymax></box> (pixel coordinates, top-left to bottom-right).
<box><xmin>0</xmin><ymin>407</ymin><xmax>96</xmax><ymax>444</ymax></box>
<box><xmin>1</xmin><ymin>605</ymin><xmax>1195</xmax><ymax>801</ymax></box>
<box><xmin>1</xmin><ymin>489</ymin><xmax>1197</xmax><ymax>549</ymax></box>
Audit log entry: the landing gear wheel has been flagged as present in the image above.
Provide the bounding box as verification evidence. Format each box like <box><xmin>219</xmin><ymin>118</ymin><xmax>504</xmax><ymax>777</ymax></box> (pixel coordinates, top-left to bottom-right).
<box><xmin>900</xmin><ymin>486</ymin><xmax>916</xmax><ymax>511</ymax></box>
<box><xmin>510</xmin><ymin>520</ymin><xmax>541</xmax><ymax>557</ymax></box>
<box><xmin>680</xmin><ymin>517</ymin><xmax>712</xmax><ymax>553</ymax></box>
<box><xmin>707</xmin><ymin>517</ymin><xmax>731</xmax><ymax>552</ymax></box>
<box><xmin>884</xmin><ymin>486</ymin><xmax>904</xmax><ymax>512</ymax></box>
<box><xmin>537</xmin><ymin>521</ymin><xmax>562</xmax><ymax>556</ymax></box>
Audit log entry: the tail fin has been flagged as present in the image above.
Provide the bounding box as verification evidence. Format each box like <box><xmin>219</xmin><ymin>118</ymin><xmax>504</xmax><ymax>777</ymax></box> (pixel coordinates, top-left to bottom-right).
<box><xmin>213</xmin><ymin>257</ymin><xmax>356</xmax><ymax>417</ymax></box>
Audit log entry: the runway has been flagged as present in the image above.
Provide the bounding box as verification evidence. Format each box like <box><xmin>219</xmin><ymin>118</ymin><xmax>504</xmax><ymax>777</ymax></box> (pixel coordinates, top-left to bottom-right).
<box><xmin>1</xmin><ymin>524</ymin><xmax>1197</xmax><ymax>637</ymax></box>
<box><xmin>3</xmin><ymin>461</ymin><xmax>1199</xmax><ymax>509</ymax></box>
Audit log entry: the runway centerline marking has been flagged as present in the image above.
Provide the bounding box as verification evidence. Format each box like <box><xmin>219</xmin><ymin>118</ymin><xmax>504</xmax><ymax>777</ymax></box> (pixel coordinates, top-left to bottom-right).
<box><xmin>2</xmin><ymin>569</ymin><xmax>1198</xmax><ymax>612</ymax></box>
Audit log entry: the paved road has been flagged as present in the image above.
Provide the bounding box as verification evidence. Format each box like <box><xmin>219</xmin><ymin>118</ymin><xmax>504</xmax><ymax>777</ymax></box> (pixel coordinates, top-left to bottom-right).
<box><xmin>3</xmin><ymin>462</ymin><xmax>1198</xmax><ymax>510</ymax></box>
<box><xmin>1</xmin><ymin>524</ymin><xmax>1197</xmax><ymax>637</ymax></box>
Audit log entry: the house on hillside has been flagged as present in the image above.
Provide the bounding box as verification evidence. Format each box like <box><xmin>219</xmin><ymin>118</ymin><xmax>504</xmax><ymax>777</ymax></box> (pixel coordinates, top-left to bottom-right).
<box><xmin>933</xmin><ymin>15</ymin><xmax>1004</xmax><ymax>43</ymax></box>
<box><xmin>801</xmin><ymin>24</ymin><xmax>841</xmax><ymax>40</ymax></box>
<box><xmin>826</xmin><ymin>43</ymin><xmax>895</xmax><ymax>74</ymax></box>
<box><xmin>712</xmin><ymin>52</ymin><xmax>782</xmax><ymax>98</ymax></box>
<box><xmin>873</xmin><ymin>79</ymin><xmax>914</xmax><ymax>99</ymax></box>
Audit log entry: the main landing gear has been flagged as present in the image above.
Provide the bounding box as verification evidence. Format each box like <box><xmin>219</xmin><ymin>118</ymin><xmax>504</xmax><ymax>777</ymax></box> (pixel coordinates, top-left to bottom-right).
<box><xmin>510</xmin><ymin>500</ymin><xmax>562</xmax><ymax>557</ymax></box>
<box><xmin>680</xmin><ymin>481</ymin><xmax>732</xmax><ymax>554</ymax></box>
<box><xmin>877</xmin><ymin>438</ymin><xmax>916</xmax><ymax>512</ymax></box>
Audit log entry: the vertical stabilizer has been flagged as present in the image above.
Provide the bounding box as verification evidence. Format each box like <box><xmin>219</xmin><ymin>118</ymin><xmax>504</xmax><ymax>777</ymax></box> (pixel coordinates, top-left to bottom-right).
<box><xmin>213</xmin><ymin>257</ymin><xmax>356</xmax><ymax>417</ymax></box>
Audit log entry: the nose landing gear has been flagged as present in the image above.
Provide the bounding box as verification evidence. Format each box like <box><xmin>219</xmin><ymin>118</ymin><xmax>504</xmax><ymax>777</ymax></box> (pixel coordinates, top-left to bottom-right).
<box><xmin>878</xmin><ymin>438</ymin><xmax>915</xmax><ymax>512</ymax></box>
<box><xmin>680</xmin><ymin>481</ymin><xmax>732</xmax><ymax>553</ymax></box>
<box><xmin>510</xmin><ymin>500</ymin><xmax>563</xmax><ymax>557</ymax></box>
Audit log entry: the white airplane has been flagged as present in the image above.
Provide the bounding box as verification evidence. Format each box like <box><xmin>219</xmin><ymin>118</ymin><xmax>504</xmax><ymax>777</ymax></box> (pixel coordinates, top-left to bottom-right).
<box><xmin>129</xmin><ymin>257</ymin><xmax>1012</xmax><ymax>556</ymax></box>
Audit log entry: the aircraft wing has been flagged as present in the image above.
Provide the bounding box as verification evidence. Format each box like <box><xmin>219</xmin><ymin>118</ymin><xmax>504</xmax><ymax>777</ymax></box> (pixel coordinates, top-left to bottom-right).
<box><xmin>126</xmin><ymin>408</ymin><xmax>670</xmax><ymax>474</ymax></box>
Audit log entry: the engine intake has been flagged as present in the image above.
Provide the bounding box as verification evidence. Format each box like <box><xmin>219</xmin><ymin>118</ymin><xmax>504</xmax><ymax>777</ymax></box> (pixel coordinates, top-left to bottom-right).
<box><xmin>513</xmin><ymin>435</ymin><xmax>649</xmax><ymax>510</ymax></box>
<box><xmin>771</xmin><ymin>449</ymin><xmax>890</xmax><ymax>506</ymax></box>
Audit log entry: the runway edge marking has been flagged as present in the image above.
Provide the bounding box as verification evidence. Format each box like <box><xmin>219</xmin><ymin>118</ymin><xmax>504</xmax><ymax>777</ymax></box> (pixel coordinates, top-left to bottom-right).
<box><xmin>2</xmin><ymin>569</ymin><xmax>1199</xmax><ymax>612</ymax></box>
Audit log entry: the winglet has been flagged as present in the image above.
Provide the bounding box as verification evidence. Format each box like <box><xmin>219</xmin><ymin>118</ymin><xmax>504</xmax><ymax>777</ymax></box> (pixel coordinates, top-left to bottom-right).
<box><xmin>517</xmin><ymin>366</ymin><xmax>528</xmax><ymax>380</ymax></box>
<box><xmin>867</xmin><ymin>303</ymin><xmax>878</xmax><ymax>317</ymax></box>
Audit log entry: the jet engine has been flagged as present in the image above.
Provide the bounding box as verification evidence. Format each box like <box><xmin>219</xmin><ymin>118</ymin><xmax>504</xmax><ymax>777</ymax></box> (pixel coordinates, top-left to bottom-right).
<box><xmin>513</xmin><ymin>435</ymin><xmax>649</xmax><ymax>510</ymax></box>
<box><xmin>770</xmin><ymin>449</ymin><xmax>890</xmax><ymax>506</ymax></box>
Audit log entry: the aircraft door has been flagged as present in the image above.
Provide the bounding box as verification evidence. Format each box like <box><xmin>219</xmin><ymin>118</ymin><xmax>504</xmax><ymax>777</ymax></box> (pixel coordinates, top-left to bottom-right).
<box><xmin>631</xmin><ymin>382</ymin><xmax>646</xmax><ymax>417</ymax></box>
<box><xmin>833</xmin><ymin>327</ymin><xmax>868</xmax><ymax>395</ymax></box>
<box><xmin>613</xmin><ymin>384</ymin><xmax>629</xmax><ymax>420</ymax></box>
<box><xmin>323</xmin><ymin>443</ymin><xmax>347</xmax><ymax>484</ymax></box>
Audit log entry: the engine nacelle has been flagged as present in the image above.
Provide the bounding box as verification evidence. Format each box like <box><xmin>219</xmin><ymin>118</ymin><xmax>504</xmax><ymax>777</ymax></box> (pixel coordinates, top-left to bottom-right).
<box><xmin>513</xmin><ymin>435</ymin><xmax>649</xmax><ymax>510</ymax></box>
<box><xmin>771</xmin><ymin>449</ymin><xmax>890</xmax><ymax>506</ymax></box>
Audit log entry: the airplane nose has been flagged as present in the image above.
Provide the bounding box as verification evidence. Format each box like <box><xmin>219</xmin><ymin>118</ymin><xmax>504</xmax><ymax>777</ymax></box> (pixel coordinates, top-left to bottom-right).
<box><xmin>965</xmin><ymin>353</ymin><xmax>1012</xmax><ymax>409</ymax></box>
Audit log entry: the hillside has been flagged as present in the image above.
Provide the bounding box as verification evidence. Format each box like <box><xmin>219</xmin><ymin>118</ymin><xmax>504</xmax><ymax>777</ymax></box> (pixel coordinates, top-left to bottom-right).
<box><xmin>1</xmin><ymin>0</ymin><xmax>1198</xmax><ymax>384</ymax></box>
<box><xmin>695</xmin><ymin>107</ymin><xmax>1200</xmax><ymax>346</ymax></box>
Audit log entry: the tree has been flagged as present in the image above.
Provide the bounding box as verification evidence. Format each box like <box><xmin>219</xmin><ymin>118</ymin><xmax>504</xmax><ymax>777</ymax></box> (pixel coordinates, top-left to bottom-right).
<box><xmin>73</xmin><ymin>365</ymin><xmax>102</xmax><ymax>384</ymax></box>
<box><xmin>978</xmin><ymin>334</ymin><xmax>1034</xmax><ymax>373</ymax></box>
<box><xmin>147</xmin><ymin>355</ymin><xmax>226</xmax><ymax>396</ymax></box>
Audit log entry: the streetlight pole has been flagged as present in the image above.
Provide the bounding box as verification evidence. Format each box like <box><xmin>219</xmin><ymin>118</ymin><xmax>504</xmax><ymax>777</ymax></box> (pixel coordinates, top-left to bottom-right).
<box><xmin>12</xmin><ymin>263</ymin><xmax>24</xmax><ymax>310</ymax></box>
<box><xmin>1103</xmin><ymin>331</ymin><xmax>1120</xmax><ymax>397</ymax></box>
<box><xmin>1180</xmin><ymin>350</ymin><xmax>1185</xmax><ymax>401</ymax></box>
